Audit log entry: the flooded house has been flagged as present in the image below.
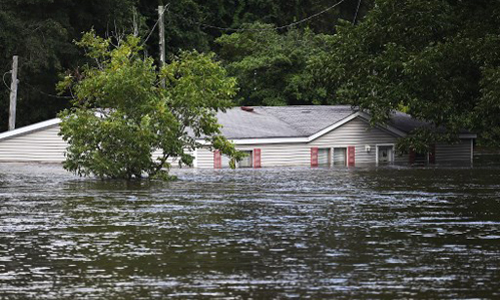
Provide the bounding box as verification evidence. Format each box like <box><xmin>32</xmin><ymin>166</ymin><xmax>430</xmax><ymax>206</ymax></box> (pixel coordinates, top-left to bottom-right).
<box><xmin>0</xmin><ymin>106</ymin><xmax>476</xmax><ymax>168</ymax></box>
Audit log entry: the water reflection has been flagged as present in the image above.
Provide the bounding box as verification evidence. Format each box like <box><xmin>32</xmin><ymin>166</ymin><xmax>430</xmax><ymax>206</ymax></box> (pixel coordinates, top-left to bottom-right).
<box><xmin>0</xmin><ymin>163</ymin><xmax>499</xmax><ymax>299</ymax></box>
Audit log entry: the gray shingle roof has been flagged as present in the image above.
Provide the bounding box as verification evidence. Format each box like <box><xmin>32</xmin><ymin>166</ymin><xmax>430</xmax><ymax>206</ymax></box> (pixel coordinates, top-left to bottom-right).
<box><xmin>216</xmin><ymin>106</ymin><xmax>355</xmax><ymax>139</ymax></box>
<box><xmin>387</xmin><ymin>111</ymin><xmax>473</xmax><ymax>134</ymax></box>
<box><xmin>215</xmin><ymin>105</ymin><xmax>471</xmax><ymax>140</ymax></box>
<box><xmin>215</xmin><ymin>107</ymin><xmax>301</xmax><ymax>139</ymax></box>
<box><xmin>387</xmin><ymin>111</ymin><xmax>430</xmax><ymax>133</ymax></box>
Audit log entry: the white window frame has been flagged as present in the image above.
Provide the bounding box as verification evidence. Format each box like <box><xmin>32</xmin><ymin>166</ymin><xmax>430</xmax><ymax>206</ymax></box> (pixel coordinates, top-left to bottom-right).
<box><xmin>317</xmin><ymin>147</ymin><xmax>332</xmax><ymax>167</ymax></box>
<box><xmin>375</xmin><ymin>143</ymin><xmax>395</xmax><ymax>165</ymax></box>
<box><xmin>238</xmin><ymin>150</ymin><xmax>253</xmax><ymax>168</ymax></box>
<box><xmin>332</xmin><ymin>146</ymin><xmax>349</xmax><ymax>167</ymax></box>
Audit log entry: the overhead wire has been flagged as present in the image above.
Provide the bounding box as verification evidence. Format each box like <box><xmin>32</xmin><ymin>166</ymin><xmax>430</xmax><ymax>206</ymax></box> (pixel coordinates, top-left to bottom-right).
<box><xmin>142</xmin><ymin>3</ymin><xmax>170</xmax><ymax>45</ymax></box>
<box><xmin>353</xmin><ymin>0</ymin><xmax>362</xmax><ymax>24</ymax></box>
<box><xmin>4</xmin><ymin>0</ymin><xmax>356</xmax><ymax>100</ymax></box>
<box><xmin>2</xmin><ymin>71</ymin><xmax>12</xmax><ymax>92</ymax></box>
<box><xmin>25</xmin><ymin>82</ymin><xmax>73</xmax><ymax>99</ymax></box>
<box><xmin>189</xmin><ymin>0</ymin><xmax>349</xmax><ymax>32</ymax></box>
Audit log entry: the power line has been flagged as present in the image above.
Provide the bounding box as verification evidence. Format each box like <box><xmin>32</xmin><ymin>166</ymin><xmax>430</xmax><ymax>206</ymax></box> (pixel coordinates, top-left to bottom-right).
<box><xmin>353</xmin><ymin>0</ymin><xmax>362</xmax><ymax>24</ymax></box>
<box><xmin>2</xmin><ymin>71</ymin><xmax>12</xmax><ymax>92</ymax></box>
<box><xmin>142</xmin><ymin>3</ymin><xmax>169</xmax><ymax>45</ymax></box>
<box><xmin>188</xmin><ymin>0</ymin><xmax>349</xmax><ymax>32</ymax></box>
<box><xmin>25</xmin><ymin>82</ymin><xmax>73</xmax><ymax>99</ymax></box>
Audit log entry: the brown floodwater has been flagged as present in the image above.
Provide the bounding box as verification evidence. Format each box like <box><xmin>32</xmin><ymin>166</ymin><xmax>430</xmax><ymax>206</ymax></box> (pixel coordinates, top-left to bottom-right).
<box><xmin>0</xmin><ymin>163</ymin><xmax>499</xmax><ymax>299</ymax></box>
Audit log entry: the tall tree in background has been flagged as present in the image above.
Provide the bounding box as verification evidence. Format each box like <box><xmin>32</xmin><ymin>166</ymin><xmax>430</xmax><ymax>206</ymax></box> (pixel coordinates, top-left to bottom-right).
<box><xmin>312</xmin><ymin>0</ymin><xmax>500</xmax><ymax>148</ymax></box>
<box><xmin>0</xmin><ymin>0</ymin><xmax>137</xmax><ymax>131</ymax></box>
<box><xmin>217</xmin><ymin>23</ymin><xmax>335</xmax><ymax>106</ymax></box>
<box><xmin>139</xmin><ymin>0</ymin><xmax>373</xmax><ymax>63</ymax></box>
<box><xmin>0</xmin><ymin>0</ymin><xmax>371</xmax><ymax>131</ymax></box>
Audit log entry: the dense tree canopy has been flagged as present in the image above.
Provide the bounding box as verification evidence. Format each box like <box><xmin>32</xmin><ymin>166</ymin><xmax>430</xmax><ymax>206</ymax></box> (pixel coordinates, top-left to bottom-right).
<box><xmin>217</xmin><ymin>24</ymin><xmax>336</xmax><ymax>106</ymax></box>
<box><xmin>1</xmin><ymin>0</ymin><xmax>370</xmax><ymax>131</ymax></box>
<box><xmin>2</xmin><ymin>0</ymin><xmax>500</xmax><ymax>149</ymax></box>
<box><xmin>312</xmin><ymin>0</ymin><xmax>500</xmax><ymax>148</ymax></box>
<box><xmin>0</xmin><ymin>0</ymin><xmax>138</xmax><ymax>131</ymax></box>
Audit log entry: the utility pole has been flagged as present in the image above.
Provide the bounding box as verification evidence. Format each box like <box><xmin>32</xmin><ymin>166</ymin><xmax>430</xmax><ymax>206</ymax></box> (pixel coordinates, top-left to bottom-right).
<box><xmin>353</xmin><ymin>0</ymin><xmax>362</xmax><ymax>25</ymax></box>
<box><xmin>158</xmin><ymin>5</ymin><xmax>166</xmax><ymax>87</ymax></box>
<box><xmin>8</xmin><ymin>55</ymin><xmax>19</xmax><ymax>131</ymax></box>
<box><xmin>158</xmin><ymin>5</ymin><xmax>166</xmax><ymax>67</ymax></box>
<box><xmin>133</xmin><ymin>9</ymin><xmax>139</xmax><ymax>37</ymax></box>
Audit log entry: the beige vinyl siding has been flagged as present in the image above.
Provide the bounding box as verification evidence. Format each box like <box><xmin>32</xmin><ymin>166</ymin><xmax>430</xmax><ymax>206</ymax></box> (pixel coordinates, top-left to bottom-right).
<box><xmin>237</xmin><ymin>144</ymin><xmax>310</xmax><ymax>167</ymax></box>
<box><xmin>197</xmin><ymin>147</ymin><xmax>215</xmax><ymax>168</ymax></box>
<box><xmin>198</xmin><ymin>144</ymin><xmax>310</xmax><ymax>168</ymax></box>
<box><xmin>310</xmin><ymin>118</ymin><xmax>402</xmax><ymax>164</ymax></box>
<box><xmin>394</xmin><ymin>152</ymin><xmax>409</xmax><ymax>164</ymax></box>
<box><xmin>151</xmin><ymin>149</ymin><xmax>195</xmax><ymax>167</ymax></box>
<box><xmin>197</xmin><ymin>118</ymin><xmax>405</xmax><ymax>168</ymax></box>
<box><xmin>0</xmin><ymin>125</ymin><xmax>66</xmax><ymax>162</ymax></box>
<box><xmin>0</xmin><ymin>124</ymin><xmax>196</xmax><ymax>166</ymax></box>
<box><xmin>436</xmin><ymin>139</ymin><xmax>472</xmax><ymax>163</ymax></box>
<box><xmin>197</xmin><ymin>144</ymin><xmax>311</xmax><ymax>169</ymax></box>
<box><xmin>1</xmin><ymin>117</ymin><xmax>473</xmax><ymax>167</ymax></box>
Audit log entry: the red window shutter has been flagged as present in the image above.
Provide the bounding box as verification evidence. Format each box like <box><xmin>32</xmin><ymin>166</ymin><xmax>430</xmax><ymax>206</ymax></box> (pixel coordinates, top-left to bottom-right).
<box><xmin>409</xmin><ymin>149</ymin><xmax>416</xmax><ymax>164</ymax></box>
<box><xmin>253</xmin><ymin>148</ymin><xmax>261</xmax><ymax>168</ymax></box>
<box><xmin>311</xmin><ymin>147</ymin><xmax>319</xmax><ymax>167</ymax></box>
<box><xmin>429</xmin><ymin>144</ymin><xmax>436</xmax><ymax>164</ymax></box>
<box><xmin>214</xmin><ymin>150</ymin><xmax>222</xmax><ymax>169</ymax></box>
<box><xmin>348</xmin><ymin>146</ymin><xmax>355</xmax><ymax>166</ymax></box>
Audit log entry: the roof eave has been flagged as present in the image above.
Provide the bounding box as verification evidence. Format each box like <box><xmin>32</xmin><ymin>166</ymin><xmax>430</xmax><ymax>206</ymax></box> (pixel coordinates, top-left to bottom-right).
<box><xmin>459</xmin><ymin>134</ymin><xmax>477</xmax><ymax>139</ymax></box>
<box><xmin>0</xmin><ymin>118</ymin><xmax>61</xmax><ymax>141</ymax></box>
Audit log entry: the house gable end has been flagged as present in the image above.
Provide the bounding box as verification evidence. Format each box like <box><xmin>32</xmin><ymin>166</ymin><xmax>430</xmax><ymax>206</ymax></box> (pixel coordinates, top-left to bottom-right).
<box><xmin>307</xmin><ymin>113</ymin><xmax>406</xmax><ymax>143</ymax></box>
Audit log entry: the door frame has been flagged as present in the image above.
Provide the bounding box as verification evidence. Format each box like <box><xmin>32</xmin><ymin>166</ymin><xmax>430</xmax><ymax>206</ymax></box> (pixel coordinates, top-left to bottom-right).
<box><xmin>376</xmin><ymin>143</ymin><xmax>395</xmax><ymax>165</ymax></box>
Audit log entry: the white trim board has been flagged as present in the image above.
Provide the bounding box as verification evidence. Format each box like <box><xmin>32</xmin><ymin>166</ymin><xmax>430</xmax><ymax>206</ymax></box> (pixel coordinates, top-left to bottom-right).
<box><xmin>0</xmin><ymin>118</ymin><xmax>62</xmax><ymax>141</ymax></box>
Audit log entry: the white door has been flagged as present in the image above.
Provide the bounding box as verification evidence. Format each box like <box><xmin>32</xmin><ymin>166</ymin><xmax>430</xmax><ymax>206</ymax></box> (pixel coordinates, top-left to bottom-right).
<box><xmin>378</xmin><ymin>146</ymin><xmax>394</xmax><ymax>164</ymax></box>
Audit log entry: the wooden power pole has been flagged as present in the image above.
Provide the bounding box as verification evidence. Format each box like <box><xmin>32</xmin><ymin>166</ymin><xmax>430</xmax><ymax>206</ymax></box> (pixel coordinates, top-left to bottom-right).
<box><xmin>158</xmin><ymin>5</ymin><xmax>166</xmax><ymax>67</ymax></box>
<box><xmin>8</xmin><ymin>55</ymin><xmax>19</xmax><ymax>131</ymax></box>
<box><xmin>133</xmin><ymin>9</ymin><xmax>139</xmax><ymax>37</ymax></box>
<box><xmin>158</xmin><ymin>5</ymin><xmax>166</xmax><ymax>88</ymax></box>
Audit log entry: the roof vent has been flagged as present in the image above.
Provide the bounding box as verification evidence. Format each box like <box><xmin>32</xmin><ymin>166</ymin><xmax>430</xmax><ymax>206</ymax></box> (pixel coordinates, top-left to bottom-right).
<box><xmin>241</xmin><ymin>106</ymin><xmax>254</xmax><ymax>112</ymax></box>
<box><xmin>301</xmin><ymin>110</ymin><xmax>311</xmax><ymax>114</ymax></box>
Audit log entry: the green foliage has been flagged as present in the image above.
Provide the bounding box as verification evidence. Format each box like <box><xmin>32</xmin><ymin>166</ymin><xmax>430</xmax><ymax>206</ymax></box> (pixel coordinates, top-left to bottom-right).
<box><xmin>313</xmin><ymin>0</ymin><xmax>500</xmax><ymax>149</ymax></box>
<box><xmin>0</xmin><ymin>0</ymin><xmax>139</xmax><ymax>131</ymax></box>
<box><xmin>217</xmin><ymin>23</ymin><xmax>335</xmax><ymax>106</ymax></box>
<box><xmin>1</xmin><ymin>0</ymin><xmax>372</xmax><ymax>132</ymax></box>
<box><xmin>58</xmin><ymin>32</ymin><xmax>240</xmax><ymax>180</ymax></box>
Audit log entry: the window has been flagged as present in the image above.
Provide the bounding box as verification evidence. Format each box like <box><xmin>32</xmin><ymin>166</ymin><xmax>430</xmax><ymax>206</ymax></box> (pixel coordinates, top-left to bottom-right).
<box><xmin>333</xmin><ymin>148</ymin><xmax>347</xmax><ymax>166</ymax></box>
<box><xmin>221</xmin><ymin>154</ymin><xmax>231</xmax><ymax>168</ymax></box>
<box><xmin>238</xmin><ymin>150</ymin><xmax>253</xmax><ymax>168</ymax></box>
<box><xmin>318</xmin><ymin>148</ymin><xmax>331</xmax><ymax>167</ymax></box>
<box><xmin>414</xmin><ymin>152</ymin><xmax>427</xmax><ymax>164</ymax></box>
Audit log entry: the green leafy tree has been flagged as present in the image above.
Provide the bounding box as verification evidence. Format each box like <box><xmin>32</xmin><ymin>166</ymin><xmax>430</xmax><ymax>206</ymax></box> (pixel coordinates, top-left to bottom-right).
<box><xmin>217</xmin><ymin>23</ymin><xmax>336</xmax><ymax>106</ymax></box>
<box><xmin>58</xmin><ymin>31</ymin><xmax>242</xmax><ymax>180</ymax></box>
<box><xmin>312</xmin><ymin>0</ymin><xmax>500</xmax><ymax>150</ymax></box>
<box><xmin>139</xmin><ymin>0</ymin><xmax>372</xmax><ymax>56</ymax></box>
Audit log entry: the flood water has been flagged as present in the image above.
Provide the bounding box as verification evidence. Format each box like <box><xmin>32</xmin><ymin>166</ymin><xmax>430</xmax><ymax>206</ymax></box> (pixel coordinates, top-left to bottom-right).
<box><xmin>0</xmin><ymin>163</ymin><xmax>499</xmax><ymax>299</ymax></box>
